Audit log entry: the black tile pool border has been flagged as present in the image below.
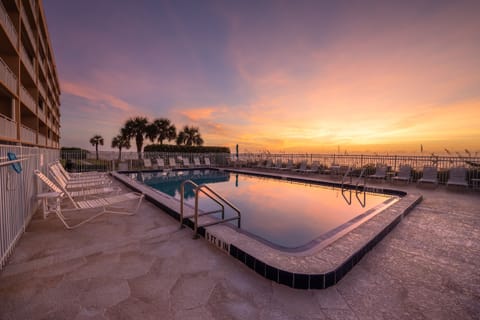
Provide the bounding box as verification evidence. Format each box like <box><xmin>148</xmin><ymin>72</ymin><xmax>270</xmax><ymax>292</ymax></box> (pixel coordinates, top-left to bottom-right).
<box><xmin>112</xmin><ymin>169</ymin><xmax>422</xmax><ymax>290</ymax></box>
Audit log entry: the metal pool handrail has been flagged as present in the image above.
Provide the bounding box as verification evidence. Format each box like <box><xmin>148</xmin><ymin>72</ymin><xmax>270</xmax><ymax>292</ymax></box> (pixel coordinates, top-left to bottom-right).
<box><xmin>194</xmin><ymin>184</ymin><xmax>241</xmax><ymax>239</ymax></box>
<box><xmin>180</xmin><ymin>179</ymin><xmax>225</xmax><ymax>228</ymax></box>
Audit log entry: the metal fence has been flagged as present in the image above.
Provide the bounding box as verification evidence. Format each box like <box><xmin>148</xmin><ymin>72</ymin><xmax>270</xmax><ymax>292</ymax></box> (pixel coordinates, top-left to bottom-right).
<box><xmin>0</xmin><ymin>145</ymin><xmax>59</xmax><ymax>269</ymax></box>
<box><xmin>237</xmin><ymin>153</ymin><xmax>480</xmax><ymax>184</ymax></box>
<box><xmin>61</xmin><ymin>150</ymin><xmax>480</xmax><ymax>186</ymax></box>
<box><xmin>60</xmin><ymin>151</ymin><xmax>231</xmax><ymax>172</ymax></box>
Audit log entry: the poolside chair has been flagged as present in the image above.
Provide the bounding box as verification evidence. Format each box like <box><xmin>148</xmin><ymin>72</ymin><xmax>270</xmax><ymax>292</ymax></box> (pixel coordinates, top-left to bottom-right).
<box><xmin>265</xmin><ymin>159</ymin><xmax>274</xmax><ymax>169</ymax></box>
<box><xmin>35</xmin><ymin>170</ymin><xmax>120</xmax><ymax>204</ymax></box>
<box><xmin>49</xmin><ymin>165</ymin><xmax>112</xmax><ymax>190</ymax></box>
<box><xmin>34</xmin><ymin>170</ymin><xmax>144</xmax><ymax>229</ymax></box>
<box><xmin>293</xmin><ymin>161</ymin><xmax>307</xmax><ymax>172</ymax></box>
<box><xmin>169</xmin><ymin>157</ymin><xmax>178</xmax><ymax>168</ymax></box>
<box><xmin>143</xmin><ymin>158</ymin><xmax>153</xmax><ymax>169</ymax></box>
<box><xmin>193</xmin><ymin>157</ymin><xmax>201</xmax><ymax>167</ymax></box>
<box><xmin>156</xmin><ymin>158</ymin><xmax>166</xmax><ymax>169</ymax></box>
<box><xmin>446</xmin><ymin>167</ymin><xmax>468</xmax><ymax>188</ymax></box>
<box><xmin>273</xmin><ymin>159</ymin><xmax>283</xmax><ymax>170</ymax></box>
<box><xmin>204</xmin><ymin>157</ymin><xmax>211</xmax><ymax>167</ymax></box>
<box><xmin>392</xmin><ymin>165</ymin><xmax>412</xmax><ymax>184</ymax></box>
<box><xmin>304</xmin><ymin>161</ymin><xmax>320</xmax><ymax>174</ymax></box>
<box><xmin>182</xmin><ymin>157</ymin><xmax>193</xmax><ymax>168</ymax></box>
<box><xmin>52</xmin><ymin>160</ymin><xmax>107</xmax><ymax>179</ymax></box>
<box><xmin>279</xmin><ymin>159</ymin><xmax>293</xmax><ymax>171</ymax></box>
<box><xmin>368</xmin><ymin>165</ymin><xmax>387</xmax><ymax>180</ymax></box>
<box><xmin>418</xmin><ymin>166</ymin><xmax>438</xmax><ymax>185</ymax></box>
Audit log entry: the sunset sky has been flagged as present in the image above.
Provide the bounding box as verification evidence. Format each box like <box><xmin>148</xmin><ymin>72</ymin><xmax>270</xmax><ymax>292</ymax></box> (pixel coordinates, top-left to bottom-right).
<box><xmin>44</xmin><ymin>0</ymin><xmax>480</xmax><ymax>154</ymax></box>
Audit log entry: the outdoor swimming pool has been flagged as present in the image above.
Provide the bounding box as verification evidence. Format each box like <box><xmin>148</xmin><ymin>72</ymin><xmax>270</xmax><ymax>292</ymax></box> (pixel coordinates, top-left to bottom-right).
<box><xmin>131</xmin><ymin>169</ymin><xmax>398</xmax><ymax>249</ymax></box>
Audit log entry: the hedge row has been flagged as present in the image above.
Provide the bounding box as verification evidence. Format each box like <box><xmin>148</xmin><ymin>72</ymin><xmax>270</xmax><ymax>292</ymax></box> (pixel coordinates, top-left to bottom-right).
<box><xmin>144</xmin><ymin>144</ymin><xmax>230</xmax><ymax>153</ymax></box>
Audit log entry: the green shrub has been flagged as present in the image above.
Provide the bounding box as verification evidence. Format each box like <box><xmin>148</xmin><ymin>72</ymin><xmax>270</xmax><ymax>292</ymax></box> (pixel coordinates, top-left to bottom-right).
<box><xmin>144</xmin><ymin>144</ymin><xmax>230</xmax><ymax>153</ymax></box>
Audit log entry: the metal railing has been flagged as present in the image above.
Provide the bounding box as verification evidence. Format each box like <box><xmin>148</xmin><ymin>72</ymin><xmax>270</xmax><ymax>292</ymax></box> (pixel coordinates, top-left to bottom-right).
<box><xmin>20</xmin><ymin>85</ymin><xmax>36</xmax><ymax>113</ymax></box>
<box><xmin>20</xmin><ymin>124</ymin><xmax>36</xmax><ymax>144</ymax></box>
<box><xmin>0</xmin><ymin>144</ymin><xmax>59</xmax><ymax>269</ymax></box>
<box><xmin>38</xmin><ymin>132</ymin><xmax>46</xmax><ymax>145</ymax></box>
<box><xmin>20</xmin><ymin>44</ymin><xmax>36</xmax><ymax>79</ymax></box>
<box><xmin>236</xmin><ymin>152</ymin><xmax>480</xmax><ymax>185</ymax></box>
<box><xmin>21</xmin><ymin>9</ymin><xmax>37</xmax><ymax>52</ymax></box>
<box><xmin>60</xmin><ymin>150</ymin><xmax>480</xmax><ymax>186</ymax></box>
<box><xmin>0</xmin><ymin>56</ymin><xmax>18</xmax><ymax>94</ymax></box>
<box><xmin>179</xmin><ymin>179</ymin><xmax>241</xmax><ymax>239</ymax></box>
<box><xmin>38</xmin><ymin>81</ymin><xmax>46</xmax><ymax>98</ymax></box>
<box><xmin>0</xmin><ymin>1</ymin><xmax>19</xmax><ymax>46</ymax></box>
<box><xmin>0</xmin><ymin>114</ymin><xmax>17</xmax><ymax>139</ymax></box>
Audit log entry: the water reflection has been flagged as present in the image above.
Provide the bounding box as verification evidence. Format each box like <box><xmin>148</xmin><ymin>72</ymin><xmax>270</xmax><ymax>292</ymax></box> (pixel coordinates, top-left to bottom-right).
<box><xmin>140</xmin><ymin>170</ymin><xmax>391</xmax><ymax>248</ymax></box>
<box><xmin>341</xmin><ymin>189</ymin><xmax>366</xmax><ymax>207</ymax></box>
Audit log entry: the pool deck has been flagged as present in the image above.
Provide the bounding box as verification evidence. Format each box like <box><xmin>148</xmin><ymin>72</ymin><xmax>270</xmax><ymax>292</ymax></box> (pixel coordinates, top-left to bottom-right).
<box><xmin>1</xmin><ymin>169</ymin><xmax>479</xmax><ymax>319</ymax></box>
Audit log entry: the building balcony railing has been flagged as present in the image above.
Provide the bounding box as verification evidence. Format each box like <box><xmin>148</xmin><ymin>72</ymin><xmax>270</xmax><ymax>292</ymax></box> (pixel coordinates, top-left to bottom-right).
<box><xmin>29</xmin><ymin>0</ymin><xmax>36</xmax><ymax>20</ymax></box>
<box><xmin>0</xmin><ymin>1</ymin><xmax>19</xmax><ymax>46</ymax></box>
<box><xmin>0</xmin><ymin>113</ymin><xmax>17</xmax><ymax>140</ymax></box>
<box><xmin>21</xmin><ymin>9</ymin><xmax>37</xmax><ymax>52</ymax></box>
<box><xmin>38</xmin><ymin>133</ymin><xmax>46</xmax><ymax>145</ymax></box>
<box><xmin>20</xmin><ymin>85</ymin><xmax>36</xmax><ymax>114</ymax></box>
<box><xmin>38</xmin><ymin>81</ymin><xmax>46</xmax><ymax>98</ymax></box>
<box><xmin>20</xmin><ymin>44</ymin><xmax>36</xmax><ymax>80</ymax></box>
<box><xmin>37</xmin><ymin>106</ymin><xmax>45</xmax><ymax>121</ymax></box>
<box><xmin>38</xmin><ymin>56</ymin><xmax>46</xmax><ymax>76</ymax></box>
<box><xmin>0</xmin><ymin>56</ymin><xmax>18</xmax><ymax>95</ymax></box>
<box><xmin>20</xmin><ymin>124</ymin><xmax>36</xmax><ymax>144</ymax></box>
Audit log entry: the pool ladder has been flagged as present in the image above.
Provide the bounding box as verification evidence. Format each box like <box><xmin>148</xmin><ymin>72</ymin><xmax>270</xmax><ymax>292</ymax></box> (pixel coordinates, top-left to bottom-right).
<box><xmin>341</xmin><ymin>166</ymin><xmax>367</xmax><ymax>192</ymax></box>
<box><xmin>180</xmin><ymin>180</ymin><xmax>241</xmax><ymax>239</ymax></box>
<box><xmin>340</xmin><ymin>167</ymin><xmax>367</xmax><ymax>207</ymax></box>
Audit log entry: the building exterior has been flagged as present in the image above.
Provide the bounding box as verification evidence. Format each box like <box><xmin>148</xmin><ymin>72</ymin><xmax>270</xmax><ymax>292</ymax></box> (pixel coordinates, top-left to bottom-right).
<box><xmin>0</xmin><ymin>0</ymin><xmax>60</xmax><ymax>148</ymax></box>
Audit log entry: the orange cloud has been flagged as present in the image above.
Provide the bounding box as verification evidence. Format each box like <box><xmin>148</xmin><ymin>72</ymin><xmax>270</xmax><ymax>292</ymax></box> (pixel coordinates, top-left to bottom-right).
<box><xmin>62</xmin><ymin>80</ymin><xmax>138</xmax><ymax>113</ymax></box>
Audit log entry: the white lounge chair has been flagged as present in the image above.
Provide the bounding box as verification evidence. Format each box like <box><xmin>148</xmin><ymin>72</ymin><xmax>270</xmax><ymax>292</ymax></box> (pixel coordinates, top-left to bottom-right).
<box><xmin>273</xmin><ymin>159</ymin><xmax>283</xmax><ymax>170</ymax></box>
<box><xmin>156</xmin><ymin>158</ymin><xmax>165</xmax><ymax>169</ymax></box>
<box><xmin>34</xmin><ymin>170</ymin><xmax>144</xmax><ymax>229</ymax></box>
<box><xmin>279</xmin><ymin>159</ymin><xmax>293</xmax><ymax>171</ymax></box>
<box><xmin>169</xmin><ymin>157</ymin><xmax>178</xmax><ymax>168</ymax></box>
<box><xmin>143</xmin><ymin>158</ymin><xmax>153</xmax><ymax>169</ymax></box>
<box><xmin>49</xmin><ymin>165</ymin><xmax>112</xmax><ymax>190</ymax></box>
<box><xmin>52</xmin><ymin>160</ymin><xmax>107</xmax><ymax>180</ymax></box>
<box><xmin>418</xmin><ymin>166</ymin><xmax>438</xmax><ymax>185</ymax></box>
<box><xmin>368</xmin><ymin>165</ymin><xmax>387</xmax><ymax>180</ymax></box>
<box><xmin>204</xmin><ymin>157</ymin><xmax>212</xmax><ymax>167</ymax></box>
<box><xmin>293</xmin><ymin>161</ymin><xmax>307</xmax><ymax>172</ymax></box>
<box><xmin>183</xmin><ymin>157</ymin><xmax>193</xmax><ymax>168</ymax></box>
<box><xmin>35</xmin><ymin>170</ymin><xmax>119</xmax><ymax>204</ymax></box>
<box><xmin>304</xmin><ymin>161</ymin><xmax>320</xmax><ymax>174</ymax></box>
<box><xmin>447</xmin><ymin>167</ymin><xmax>468</xmax><ymax>188</ymax></box>
<box><xmin>193</xmin><ymin>157</ymin><xmax>201</xmax><ymax>167</ymax></box>
<box><xmin>392</xmin><ymin>165</ymin><xmax>411</xmax><ymax>183</ymax></box>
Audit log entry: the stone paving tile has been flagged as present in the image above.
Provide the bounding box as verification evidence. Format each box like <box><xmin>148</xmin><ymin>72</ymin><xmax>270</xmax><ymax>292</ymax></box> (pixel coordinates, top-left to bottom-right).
<box><xmin>0</xmin><ymin>176</ymin><xmax>479</xmax><ymax>319</ymax></box>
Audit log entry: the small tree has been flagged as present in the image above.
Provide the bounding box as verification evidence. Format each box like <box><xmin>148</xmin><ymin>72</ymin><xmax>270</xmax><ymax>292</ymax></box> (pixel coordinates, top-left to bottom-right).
<box><xmin>122</xmin><ymin>117</ymin><xmax>148</xmax><ymax>159</ymax></box>
<box><xmin>89</xmin><ymin>134</ymin><xmax>104</xmax><ymax>160</ymax></box>
<box><xmin>176</xmin><ymin>126</ymin><xmax>204</xmax><ymax>146</ymax></box>
<box><xmin>111</xmin><ymin>130</ymin><xmax>131</xmax><ymax>161</ymax></box>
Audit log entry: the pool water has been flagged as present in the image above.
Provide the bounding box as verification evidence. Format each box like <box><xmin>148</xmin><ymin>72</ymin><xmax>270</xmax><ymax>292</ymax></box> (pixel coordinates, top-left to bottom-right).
<box><xmin>133</xmin><ymin>169</ymin><xmax>395</xmax><ymax>249</ymax></box>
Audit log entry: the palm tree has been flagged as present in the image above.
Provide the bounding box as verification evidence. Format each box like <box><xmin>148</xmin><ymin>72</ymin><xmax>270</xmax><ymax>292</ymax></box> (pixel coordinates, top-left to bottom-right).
<box><xmin>89</xmin><ymin>134</ymin><xmax>104</xmax><ymax>160</ymax></box>
<box><xmin>154</xmin><ymin>118</ymin><xmax>177</xmax><ymax>144</ymax></box>
<box><xmin>176</xmin><ymin>126</ymin><xmax>204</xmax><ymax>146</ymax></box>
<box><xmin>122</xmin><ymin>117</ymin><xmax>148</xmax><ymax>159</ymax></box>
<box><xmin>111</xmin><ymin>131</ymin><xmax>131</xmax><ymax>161</ymax></box>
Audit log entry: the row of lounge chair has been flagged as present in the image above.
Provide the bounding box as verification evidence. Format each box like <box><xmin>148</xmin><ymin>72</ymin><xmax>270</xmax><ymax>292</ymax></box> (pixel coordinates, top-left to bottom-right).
<box><xmin>141</xmin><ymin>157</ymin><xmax>212</xmax><ymax>170</ymax></box>
<box><xmin>368</xmin><ymin>165</ymin><xmax>469</xmax><ymax>187</ymax></box>
<box><xmin>253</xmin><ymin>160</ymin><xmax>471</xmax><ymax>188</ymax></box>
<box><xmin>34</xmin><ymin>161</ymin><xmax>144</xmax><ymax>229</ymax></box>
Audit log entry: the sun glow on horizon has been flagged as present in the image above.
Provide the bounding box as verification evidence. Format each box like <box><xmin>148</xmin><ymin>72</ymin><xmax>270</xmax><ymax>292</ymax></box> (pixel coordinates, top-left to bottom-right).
<box><xmin>45</xmin><ymin>0</ymin><xmax>480</xmax><ymax>153</ymax></box>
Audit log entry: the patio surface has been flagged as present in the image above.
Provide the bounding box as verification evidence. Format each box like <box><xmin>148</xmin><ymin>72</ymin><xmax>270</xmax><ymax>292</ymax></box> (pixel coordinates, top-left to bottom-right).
<box><xmin>0</xmin><ymin>172</ymin><xmax>479</xmax><ymax>319</ymax></box>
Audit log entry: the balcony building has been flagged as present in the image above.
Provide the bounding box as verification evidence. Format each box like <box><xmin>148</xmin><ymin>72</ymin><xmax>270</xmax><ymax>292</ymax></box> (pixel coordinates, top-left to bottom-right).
<box><xmin>0</xmin><ymin>0</ymin><xmax>60</xmax><ymax>148</ymax></box>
